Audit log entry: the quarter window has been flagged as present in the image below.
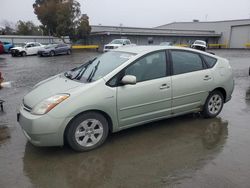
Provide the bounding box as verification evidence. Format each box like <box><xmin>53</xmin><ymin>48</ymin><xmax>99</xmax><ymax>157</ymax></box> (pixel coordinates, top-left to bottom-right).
<box><xmin>202</xmin><ymin>54</ymin><xmax>217</xmax><ymax>68</ymax></box>
<box><xmin>171</xmin><ymin>51</ymin><xmax>204</xmax><ymax>75</ymax></box>
<box><xmin>124</xmin><ymin>51</ymin><xmax>166</xmax><ymax>82</ymax></box>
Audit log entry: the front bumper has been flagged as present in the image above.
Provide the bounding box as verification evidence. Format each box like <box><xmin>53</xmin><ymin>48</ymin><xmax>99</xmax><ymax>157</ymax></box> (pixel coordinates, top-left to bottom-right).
<box><xmin>38</xmin><ymin>51</ymin><xmax>50</xmax><ymax>56</ymax></box>
<box><xmin>17</xmin><ymin>104</ymin><xmax>72</xmax><ymax>147</ymax></box>
<box><xmin>11</xmin><ymin>49</ymin><xmax>21</xmax><ymax>56</ymax></box>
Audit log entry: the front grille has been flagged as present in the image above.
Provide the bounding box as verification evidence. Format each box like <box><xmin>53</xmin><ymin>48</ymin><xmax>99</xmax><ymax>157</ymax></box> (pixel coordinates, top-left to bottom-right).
<box><xmin>105</xmin><ymin>46</ymin><xmax>114</xmax><ymax>49</ymax></box>
<box><xmin>11</xmin><ymin>49</ymin><xmax>18</xmax><ymax>53</ymax></box>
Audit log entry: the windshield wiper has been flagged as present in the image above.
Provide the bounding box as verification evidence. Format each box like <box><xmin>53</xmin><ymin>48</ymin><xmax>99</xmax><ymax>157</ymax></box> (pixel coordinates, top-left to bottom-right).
<box><xmin>74</xmin><ymin>58</ymin><xmax>97</xmax><ymax>80</ymax></box>
<box><xmin>87</xmin><ymin>60</ymin><xmax>101</xmax><ymax>82</ymax></box>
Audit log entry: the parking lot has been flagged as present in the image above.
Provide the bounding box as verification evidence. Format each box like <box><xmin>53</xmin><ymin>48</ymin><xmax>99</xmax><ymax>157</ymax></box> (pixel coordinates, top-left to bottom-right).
<box><xmin>0</xmin><ymin>49</ymin><xmax>250</xmax><ymax>188</ymax></box>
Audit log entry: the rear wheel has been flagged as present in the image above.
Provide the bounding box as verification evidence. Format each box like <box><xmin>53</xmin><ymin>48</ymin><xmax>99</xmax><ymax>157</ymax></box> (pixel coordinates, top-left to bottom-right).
<box><xmin>202</xmin><ymin>90</ymin><xmax>224</xmax><ymax>118</ymax></box>
<box><xmin>66</xmin><ymin>112</ymin><xmax>109</xmax><ymax>152</ymax></box>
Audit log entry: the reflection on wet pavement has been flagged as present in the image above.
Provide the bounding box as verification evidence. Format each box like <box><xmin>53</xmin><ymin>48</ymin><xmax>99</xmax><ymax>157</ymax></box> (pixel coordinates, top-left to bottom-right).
<box><xmin>1</xmin><ymin>50</ymin><xmax>250</xmax><ymax>188</ymax></box>
<box><xmin>23</xmin><ymin>117</ymin><xmax>228</xmax><ymax>187</ymax></box>
<box><xmin>0</xmin><ymin>124</ymin><xmax>10</xmax><ymax>144</ymax></box>
<box><xmin>246</xmin><ymin>88</ymin><xmax>250</xmax><ymax>100</ymax></box>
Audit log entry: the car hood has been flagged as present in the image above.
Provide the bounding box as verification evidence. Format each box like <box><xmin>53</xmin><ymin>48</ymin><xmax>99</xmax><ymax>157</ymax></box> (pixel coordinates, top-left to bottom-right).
<box><xmin>11</xmin><ymin>47</ymin><xmax>24</xmax><ymax>50</ymax></box>
<box><xmin>105</xmin><ymin>44</ymin><xmax>122</xmax><ymax>47</ymax></box>
<box><xmin>23</xmin><ymin>75</ymin><xmax>82</xmax><ymax>108</ymax></box>
<box><xmin>39</xmin><ymin>47</ymin><xmax>52</xmax><ymax>52</ymax></box>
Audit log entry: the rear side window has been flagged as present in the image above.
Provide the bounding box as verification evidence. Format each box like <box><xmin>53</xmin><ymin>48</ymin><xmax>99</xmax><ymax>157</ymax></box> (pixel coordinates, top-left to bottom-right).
<box><xmin>171</xmin><ymin>50</ymin><xmax>204</xmax><ymax>75</ymax></box>
<box><xmin>202</xmin><ymin>55</ymin><xmax>217</xmax><ymax>68</ymax></box>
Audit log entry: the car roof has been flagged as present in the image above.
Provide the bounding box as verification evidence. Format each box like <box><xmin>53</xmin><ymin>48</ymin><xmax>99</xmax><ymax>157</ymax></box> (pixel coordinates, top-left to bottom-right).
<box><xmin>114</xmin><ymin>45</ymin><xmax>186</xmax><ymax>54</ymax></box>
<box><xmin>114</xmin><ymin>45</ymin><xmax>217</xmax><ymax>58</ymax></box>
<box><xmin>194</xmin><ymin>40</ymin><xmax>206</xmax><ymax>43</ymax></box>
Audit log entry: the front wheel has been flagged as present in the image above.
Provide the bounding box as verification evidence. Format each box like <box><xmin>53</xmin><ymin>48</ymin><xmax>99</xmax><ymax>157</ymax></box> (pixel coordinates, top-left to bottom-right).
<box><xmin>66</xmin><ymin>112</ymin><xmax>109</xmax><ymax>152</ymax></box>
<box><xmin>21</xmin><ymin>51</ymin><xmax>27</xmax><ymax>57</ymax></box>
<box><xmin>50</xmin><ymin>51</ymin><xmax>55</xmax><ymax>56</ymax></box>
<box><xmin>67</xmin><ymin>49</ymin><xmax>71</xmax><ymax>55</ymax></box>
<box><xmin>202</xmin><ymin>90</ymin><xmax>224</xmax><ymax>118</ymax></box>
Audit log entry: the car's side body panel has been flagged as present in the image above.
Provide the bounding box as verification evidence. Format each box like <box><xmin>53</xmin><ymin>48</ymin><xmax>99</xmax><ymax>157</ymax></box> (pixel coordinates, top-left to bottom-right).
<box><xmin>117</xmin><ymin>77</ymin><xmax>172</xmax><ymax>127</ymax></box>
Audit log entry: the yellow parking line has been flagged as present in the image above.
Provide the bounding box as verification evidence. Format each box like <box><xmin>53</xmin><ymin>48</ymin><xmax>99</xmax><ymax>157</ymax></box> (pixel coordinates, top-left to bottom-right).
<box><xmin>72</xmin><ymin>45</ymin><xmax>99</xmax><ymax>49</ymax></box>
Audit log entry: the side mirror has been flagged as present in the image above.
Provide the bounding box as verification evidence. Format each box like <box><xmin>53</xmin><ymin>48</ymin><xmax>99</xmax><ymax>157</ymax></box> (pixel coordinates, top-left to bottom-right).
<box><xmin>121</xmin><ymin>75</ymin><xmax>136</xmax><ymax>85</ymax></box>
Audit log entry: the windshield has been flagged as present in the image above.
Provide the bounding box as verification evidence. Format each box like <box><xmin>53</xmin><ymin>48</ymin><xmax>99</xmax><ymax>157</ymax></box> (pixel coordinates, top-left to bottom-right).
<box><xmin>110</xmin><ymin>39</ymin><xmax>124</xmax><ymax>44</ymax></box>
<box><xmin>64</xmin><ymin>51</ymin><xmax>135</xmax><ymax>83</ymax></box>
<box><xmin>194</xmin><ymin>41</ymin><xmax>206</xmax><ymax>45</ymax></box>
<box><xmin>45</xmin><ymin>44</ymin><xmax>57</xmax><ymax>49</ymax></box>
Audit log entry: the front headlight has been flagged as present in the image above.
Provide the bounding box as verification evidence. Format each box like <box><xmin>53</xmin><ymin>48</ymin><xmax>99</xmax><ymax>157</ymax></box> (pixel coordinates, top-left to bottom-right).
<box><xmin>31</xmin><ymin>94</ymin><xmax>70</xmax><ymax>115</ymax></box>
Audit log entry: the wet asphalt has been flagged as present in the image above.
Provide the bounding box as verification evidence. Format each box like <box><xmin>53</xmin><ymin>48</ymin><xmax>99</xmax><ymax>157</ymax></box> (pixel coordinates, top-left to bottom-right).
<box><xmin>0</xmin><ymin>49</ymin><xmax>250</xmax><ymax>188</ymax></box>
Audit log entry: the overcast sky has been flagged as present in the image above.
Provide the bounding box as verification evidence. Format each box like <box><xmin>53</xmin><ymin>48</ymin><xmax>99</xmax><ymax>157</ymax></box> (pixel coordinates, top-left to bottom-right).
<box><xmin>1</xmin><ymin>0</ymin><xmax>250</xmax><ymax>28</ymax></box>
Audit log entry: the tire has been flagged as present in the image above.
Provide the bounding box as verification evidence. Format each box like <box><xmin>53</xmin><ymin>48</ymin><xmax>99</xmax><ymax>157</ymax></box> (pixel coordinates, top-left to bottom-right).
<box><xmin>50</xmin><ymin>51</ymin><xmax>55</xmax><ymax>56</ymax></box>
<box><xmin>66</xmin><ymin>112</ymin><xmax>109</xmax><ymax>152</ymax></box>
<box><xmin>202</xmin><ymin>90</ymin><xmax>224</xmax><ymax>118</ymax></box>
<box><xmin>21</xmin><ymin>51</ymin><xmax>26</xmax><ymax>57</ymax></box>
<box><xmin>67</xmin><ymin>49</ymin><xmax>71</xmax><ymax>55</ymax></box>
<box><xmin>11</xmin><ymin>53</ymin><xmax>15</xmax><ymax>57</ymax></box>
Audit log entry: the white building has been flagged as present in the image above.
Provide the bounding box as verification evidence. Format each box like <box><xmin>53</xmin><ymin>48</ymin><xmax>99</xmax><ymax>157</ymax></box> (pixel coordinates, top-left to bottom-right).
<box><xmin>156</xmin><ymin>19</ymin><xmax>250</xmax><ymax>48</ymax></box>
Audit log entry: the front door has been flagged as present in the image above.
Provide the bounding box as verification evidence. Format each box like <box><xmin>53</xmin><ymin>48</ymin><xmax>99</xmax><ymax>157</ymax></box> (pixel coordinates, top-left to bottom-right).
<box><xmin>117</xmin><ymin>51</ymin><xmax>172</xmax><ymax>127</ymax></box>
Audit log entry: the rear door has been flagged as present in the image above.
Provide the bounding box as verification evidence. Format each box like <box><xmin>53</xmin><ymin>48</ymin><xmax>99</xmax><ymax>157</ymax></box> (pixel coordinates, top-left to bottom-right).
<box><xmin>116</xmin><ymin>51</ymin><xmax>172</xmax><ymax>127</ymax></box>
<box><xmin>170</xmin><ymin>50</ymin><xmax>214</xmax><ymax>114</ymax></box>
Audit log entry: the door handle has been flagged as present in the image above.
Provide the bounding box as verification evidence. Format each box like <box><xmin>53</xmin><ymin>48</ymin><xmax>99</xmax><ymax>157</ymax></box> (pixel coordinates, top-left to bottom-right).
<box><xmin>203</xmin><ymin>75</ymin><xmax>212</xmax><ymax>81</ymax></box>
<box><xmin>160</xmin><ymin>83</ymin><xmax>170</xmax><ymax>89</ymax></box>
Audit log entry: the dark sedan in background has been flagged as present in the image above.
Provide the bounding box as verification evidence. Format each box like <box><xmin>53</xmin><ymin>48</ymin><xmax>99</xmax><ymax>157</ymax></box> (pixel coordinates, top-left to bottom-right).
<box><xmin>38</xmin><ymin>43</ymin><xmax>71</xmax><ymax>57</ymax></box>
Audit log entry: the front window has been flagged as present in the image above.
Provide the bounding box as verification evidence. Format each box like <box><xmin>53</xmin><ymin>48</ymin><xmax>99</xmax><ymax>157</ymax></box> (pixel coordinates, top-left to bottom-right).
<box><xmin>124</xmin><ymin>51</ymin><xmax>167</xmax><ymax>82</ymax></box>
<box><xmin>64</xmin><ymin>51</ymin><xmax>135</xmax><ymax>83</ymax></box>
<box><xmin>194</xmin><ymin>41</ymin><xmax>206</xmax><ymax>46</ymax></box>
<box><xmin>110</xmin><ymin>39</ymin><xmax>124</xmax><ymax>44</ymax></box>
<box><xmin>45</xmin><ymin>44</ymin><xmax>57</xmax><ymax>49</ymax></box>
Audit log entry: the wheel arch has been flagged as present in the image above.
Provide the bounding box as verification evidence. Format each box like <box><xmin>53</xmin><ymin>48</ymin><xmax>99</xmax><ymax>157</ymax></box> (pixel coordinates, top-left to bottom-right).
<box><xmin>211</xmin><ymin>87</ymin><xmax>227</xmax><ymax>102</ymax></box>
<box><xmin>63</xmin><ymin>109</ymin><xmax>113</xmax><ymax>144</ymax></box>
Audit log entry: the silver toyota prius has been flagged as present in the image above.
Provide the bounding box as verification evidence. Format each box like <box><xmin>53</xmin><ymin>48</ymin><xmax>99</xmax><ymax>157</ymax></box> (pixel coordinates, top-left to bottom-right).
<box><xmin>18</xmin><ymin>46</ymin><xmax>234</xmax><ymax>151</ymax></box>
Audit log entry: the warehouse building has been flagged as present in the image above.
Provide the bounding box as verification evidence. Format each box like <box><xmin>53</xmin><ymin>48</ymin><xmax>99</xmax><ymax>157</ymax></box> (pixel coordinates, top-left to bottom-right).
<box><xmin>89</xmin><ymin>25</ymin><xmax>221</xmax><ymax>49</ymax></box>
<box><xmin>156</xmin><ymin>19</ymin><xmax>250</xmax><ymax>48</ymax></box>
<box><xmin>90</xmin><ymin>19</ymin><xmax>250</xmax><ymax>49</ymax></box>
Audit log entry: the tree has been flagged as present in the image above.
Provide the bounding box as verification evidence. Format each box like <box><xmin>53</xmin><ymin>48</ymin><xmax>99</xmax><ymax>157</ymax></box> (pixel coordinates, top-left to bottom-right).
<box><xmin>73</xmin><ymin>14</ymin><xmax>91</xmax><ymax>43</ymax></box>
<box><xmin>33</xmin><ymin>0</ymin><xmax>81</xmax><ymax>38</ymax></box>
<box><xmin>16</xmin><ymin>21</ymin><xmax>42</xmax><ymax>35</ymax></box>
<box><xmin>0</xmin><ymin>20</ymin><xmax>15</xmax><ymax>35</ymax></box>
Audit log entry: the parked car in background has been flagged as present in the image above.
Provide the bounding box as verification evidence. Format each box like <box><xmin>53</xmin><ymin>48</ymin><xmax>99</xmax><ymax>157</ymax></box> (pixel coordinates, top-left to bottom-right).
<box><xmin>18</xmin><ymin>46</ymin><xmax>234</xmax><ymax>152</ymax></box>
<box><xmin>11</xmin><ymin>42</ymin><xmax>44</xmax><ymax>57</ymax></box>
<box><xmin>191</xmin><ymin>40</ymin><xmax>207</xmax><ymax>51</ymax></box>
<box><xmin>0</xmin><ymin>41</ymin><xmax>14</xmax><ymax>53</ymax></box>
<box><xmin>160</xmin><ymin>41</ymin><xmax>173</xmax><ymax>46</ymax></box>
<box><xmin>38</xmin><ymin>43</ymin><xmax>71</xmax><ymax>57</ymax></box>
<box><xmin>0</xmin><ymin>43</ymin><xmax>4</xmax><ymax>54</ymax></box>
<box><xmin>103</xmin><ymin>39</ymin><xmax>135</xmax><ymax>52</ymax></box>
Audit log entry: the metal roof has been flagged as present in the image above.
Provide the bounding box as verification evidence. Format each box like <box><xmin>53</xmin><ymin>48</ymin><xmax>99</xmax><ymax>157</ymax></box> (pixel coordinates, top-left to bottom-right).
<box><xmin>91</xmin><ymin>25</ymin><xmax>221</xmax><ymax>37</ymax></box>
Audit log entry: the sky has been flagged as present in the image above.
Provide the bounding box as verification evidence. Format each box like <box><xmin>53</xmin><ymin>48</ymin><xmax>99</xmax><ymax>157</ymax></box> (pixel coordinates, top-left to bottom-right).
<box><xmin>1</xmin><ymin>0</ymin><xmax>250</xmax><ymax>28</ymax></box>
